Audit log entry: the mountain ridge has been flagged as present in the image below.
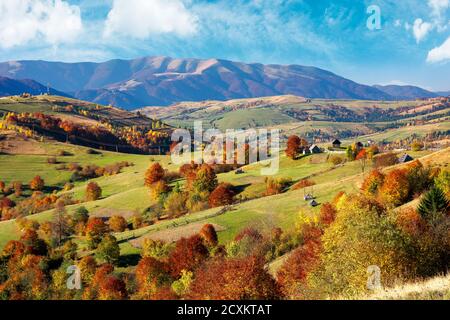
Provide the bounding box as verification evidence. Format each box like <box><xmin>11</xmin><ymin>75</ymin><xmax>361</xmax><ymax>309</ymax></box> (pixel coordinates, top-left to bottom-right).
<box><xmin>0</xmin><ymin>56</ymin><xmax>446</xmax><ymax>109</ymax></box>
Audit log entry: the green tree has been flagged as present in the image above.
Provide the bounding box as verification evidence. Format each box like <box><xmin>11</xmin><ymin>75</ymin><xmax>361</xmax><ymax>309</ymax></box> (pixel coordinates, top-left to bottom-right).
<box><xmin>417</xmin><ymin>186</ymin><xmax>449</xmax><ymax>221</ymax></box>
<box><xmin>96</xmin><ymin>234</ymin><xmax>120</xmax><ymax>265</ymax></box>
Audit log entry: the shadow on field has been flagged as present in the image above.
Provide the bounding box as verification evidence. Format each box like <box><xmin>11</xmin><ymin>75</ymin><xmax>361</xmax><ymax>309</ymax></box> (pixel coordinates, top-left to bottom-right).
<box><xmin>118</xmin><ymin>254</ymin><xmax>141</xmax><ymax>267</ymax></box>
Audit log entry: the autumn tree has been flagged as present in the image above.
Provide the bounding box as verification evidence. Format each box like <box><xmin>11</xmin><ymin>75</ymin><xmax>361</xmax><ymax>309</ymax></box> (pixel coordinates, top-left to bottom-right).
<box><xmin>85</xmin><ymin>217</ymin><xmax>110</xmax><ymax>249</ymax></box>
<box><xmin>168</xmin><ymin>235</ymin><xmax>209</xmax><ymax>277</ymax></box>
<box><xmin>318</xmin><ymin>203</ymin><xmax>337</xmax><ymax>226</ymax></box>
<box><xmin>96</xmin><ymin>234</ymin><xmax>120</xmax><ymax>265</ymax></box>
<box><xmin>188</xmin><ymin>256</ymin><xmax>281</xmax><ymax>300</ymax></box>
<box><xmin>135</xmin><ymin>257</ymin><xmax>172</xmax><ymax>299</ymax></box>
<box><xmin>208</xmin><ymin>183</ymin><xmax>235</xmax><ymax>208</ymax></box>
<box><xmin>285</xmin><ymin>135</ymin><xmax>304</xmax><ymax>160</ymax></box>
<box><xmin>30</xmin><ymin>176</ymin><xmax>45</xmax><ymax>191</ymax></box>
<box><xmin>199</xmin><ymin>224</ymin><xmax>218</xmax><ymax>247</ymax></box>
<box><xmin>109</xmin><ymin>215</ymin><xmax>128</xmax><ymax>233</ymax></box>
<box><xmin>277</xmin><ymin>236</ymin><xmax>322</xmax><ymax>298</ymax></box>
<box><xmin>145</xmin><ymin>163</ymin><xmax>165</xmax><ymax>187</ymax></box>
<box><xmin>98</xmin><ymin>275</ymin><xmax>128</xmax><ymax>300</ymax></box>
<box><xmin>361</xmin><ymin>170</ymin><xmax>385</xmax><ymax>196</ymax></box>
<box><xmin>192</xmin><ymin>164</ymin><xmax>218</xmax><ymax>194</ymax></box>
<box><xmin>356</xmin><ymin>149</ymin><xmax>368</xmax><ymax>173</ymax></box>
<box><xmin>86</xmin><ymin>182</ymin><xmax>102</xmax><ymax>201</ymax></box>
<box><xmin>51</xmin><ymin>200</ymin><xmax>71</xmax><ymax>246</ymax></box>
<box><xmin>12</xmin><ymin>181</ymin><xmax>23</xmax><ymax>197</ymax></box>
<box><xmin>379</xmin><ymin>169</ymin><xmax>410</xmax><ymax>207</ymax></box>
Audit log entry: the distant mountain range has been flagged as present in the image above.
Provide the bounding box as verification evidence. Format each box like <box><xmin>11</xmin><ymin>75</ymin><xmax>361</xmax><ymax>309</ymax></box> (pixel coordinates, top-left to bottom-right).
<box><xmin>0</xmin><ymin>76</ymin><xmax>68</xmax><ymax>98</ymax></box>
<box><xmin>0</xmin><ymin>57</ymin><xmax>447</xmax><ymax>109</ymax></box>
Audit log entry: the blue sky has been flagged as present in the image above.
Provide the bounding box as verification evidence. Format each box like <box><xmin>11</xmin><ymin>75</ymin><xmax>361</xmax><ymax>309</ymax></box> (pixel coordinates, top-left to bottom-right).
<box><xmin>1</xmin><ymin>0</ymin><xmax>450</xmax><ymax>91</ymax></box>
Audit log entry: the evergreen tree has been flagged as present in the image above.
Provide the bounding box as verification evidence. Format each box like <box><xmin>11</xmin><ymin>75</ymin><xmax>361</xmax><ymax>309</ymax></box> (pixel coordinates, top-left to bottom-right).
<box><xmin>417</xmin><ymin>186</ymin><xmax>449</xmax><ymax>221</ymax></box>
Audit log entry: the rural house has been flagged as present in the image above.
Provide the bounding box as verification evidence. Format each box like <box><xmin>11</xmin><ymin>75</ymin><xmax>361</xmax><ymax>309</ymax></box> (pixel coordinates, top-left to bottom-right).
<box><xmin>332</xmin><ymin>139</ymin><xmax>342</xmax><ymax>148</ymax></box>
<box><xmin>399</xmin><ymin>154</ymin><xmax>414</xmax><ymax>163</ymax></box>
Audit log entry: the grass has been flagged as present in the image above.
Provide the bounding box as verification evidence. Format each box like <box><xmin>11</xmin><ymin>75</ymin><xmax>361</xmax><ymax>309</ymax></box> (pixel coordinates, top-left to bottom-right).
<box><xmin>362</xmin><ymin>274</ymin><xmax>450</xmax><ymax>300</ymax></box>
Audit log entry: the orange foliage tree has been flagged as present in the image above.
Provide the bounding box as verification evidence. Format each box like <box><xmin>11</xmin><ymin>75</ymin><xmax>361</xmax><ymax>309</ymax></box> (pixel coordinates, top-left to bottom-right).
<box><xmin>85</xmin><ymin>217</ymin><xmax>110</xmax><ymax>249</ymax></box>
<box><xmin>145</xmin><ymin>163</ymin><xmax>165</xmax><ymax>187</ymax></box>
<box><xmin>199</xmin><ymin>224</ymin><xmax>218</xmax><ymax>247</ymax></box>
<box><xmin>168</xmin><ymin>235</ymin><xmax>209</xmax><ymax>277</ymax></box>
<box><xmin>285</xmin><ymin>135</ymin><xmax>306</xmax><ymax>160</ymax></box>
<box><xmin>188</xmin><ymin>256</ymin><xmax>281</xmax><ymax>300</ymax></box>
<box><xmin>379</xmin><ymin>169</ymin><xmax>410</xmax><ymax>207</ymax></box>
<box><xmin>208</xmin><ymin>183</ymin><xmax>235</xmax><ymax>208</ymax></box>
<box><xmin>30</xmin><ymin>176</ymin><xmax>45</xmax><ymax>191</ymax></box>
<box><xmin>361</xmin><ymin>170</ymin><xmax>385</xmax><ymax>196</ymax></box>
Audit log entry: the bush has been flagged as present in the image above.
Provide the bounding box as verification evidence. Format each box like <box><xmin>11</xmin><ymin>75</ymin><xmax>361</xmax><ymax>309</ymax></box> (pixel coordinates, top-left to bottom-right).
<box><xmin>329</xmin><ymin>155</ymin><xmax>344</xmax><ymax>166</ymax></box>
<box><xmin>265</xmin><ymin>177</ymin><xmax>292</xmax><ymax>196</ymax></box>
<box><xmin>47</xmin><ymin>157</ymin><xmax>58</xmax><ymax>164</ymax></box>
<box><xmin>142</xmin><ymin>239</ymin><xmax>171</xmax><ymax>259</ymax></box>
<box><xmin>292</xmin><ymin>179</ymin><xmax>315</xmax><ymax>191</ymax></box>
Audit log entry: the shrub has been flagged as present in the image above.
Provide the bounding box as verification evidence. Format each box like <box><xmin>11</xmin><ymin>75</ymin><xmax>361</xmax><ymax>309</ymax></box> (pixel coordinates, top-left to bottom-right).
<box><xmin>47</xmin><ymin>157</ymin><xmax>57</xmax><ymax>164</ymax></box>
<box><xmin>86</xmin><ymin>182</ymin><xmax>102</xmax><ymax>201</ymax></box>
<box><xmin>265</xmin><ymin>177</ymin><xmax>291</xmax><ymax>196</ymax></box>
<box><xmin>142</xmin><ymin>239</ymin><xmax>171</xmax><ymax>259</ymax></box>
<box><xmin>411</xmin><ymin>141</ymin><xmax>423</xmax><ymax>151</ymax></box>
<box><xmin>318</xmin><ymin>203</ymin><xmax>337</xmax><ymax>226</ymax></box>
<box><xmin>164</xmin><ymin>191</ymin><xmax>188</xmax><ymax>217</ymax></box>
<box><xmin>329</xmin><ymin>155</ymin><xmax>344</xmax><ymax>166</ymax></box>
<box><xmin>150</xmin><ymin>180</ymin><xmax>169</xmax><ymax>201</ymax></box>
<box><xmin>292</xmin><ymin>179</ymin><xmax>315</xmax><ymax>191</ymax></box>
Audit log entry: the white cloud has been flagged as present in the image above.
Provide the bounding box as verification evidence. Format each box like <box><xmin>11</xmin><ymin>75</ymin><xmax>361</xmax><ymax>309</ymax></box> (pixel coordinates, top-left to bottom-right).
<box><xmin>427</xmin><ymin>36</ymin><xmax>450</xmax><ymax>62</ymax></box>
<box><xmin>0</xmin><ymin>0</ymin><xmax>83</xmax><ymax>49</ymax></box>
<box><xmin>104</xmin><ymin>0</ymin><xmax>198</xmax><ymax>39</ymax></box>
<box><xmin>413</xmin><ymin>18</ymin><xmax>433</xmax><ymax>43</ymax></box>
<box><xmin>428</xmin><ymin>0</ymin><xmax>450</xmax><ymax>17</ymax></box>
